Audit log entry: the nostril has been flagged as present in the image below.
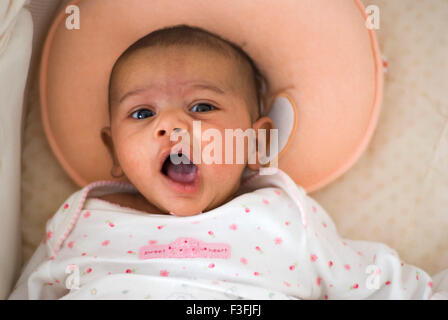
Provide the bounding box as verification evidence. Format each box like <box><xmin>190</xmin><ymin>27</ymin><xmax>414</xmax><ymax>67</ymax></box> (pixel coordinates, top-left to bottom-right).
<box><xmin>158</xmin><ymin>129</ymin><xmax>166</xmax><ymax>137</ymax></box>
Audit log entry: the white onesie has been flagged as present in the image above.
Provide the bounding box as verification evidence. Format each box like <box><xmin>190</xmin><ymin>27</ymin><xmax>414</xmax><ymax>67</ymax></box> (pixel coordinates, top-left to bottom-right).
<box><xmin>8</xmin><ymin>168</ymin><xmax>448</xmax><ymax>300</ymax></box>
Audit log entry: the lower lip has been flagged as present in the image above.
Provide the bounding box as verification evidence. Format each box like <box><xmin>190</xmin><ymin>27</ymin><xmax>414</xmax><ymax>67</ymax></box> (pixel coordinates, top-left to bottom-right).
<box><xmin>160</xmin><ymin>170</ymin><xmax>200</xmax><ymax>194</ymax></box>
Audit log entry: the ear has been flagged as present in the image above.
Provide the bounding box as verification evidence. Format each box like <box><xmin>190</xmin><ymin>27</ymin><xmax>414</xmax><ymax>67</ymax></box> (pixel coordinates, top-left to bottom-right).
<box><xmin>100</xmin><ymin>126</ymin><xmax>122</xmax><ymax>174</ymax></box>
<box><xmin>247</xmin><ymin>116</ymin><xmax>274</xmax><ymax>171</ymax></box>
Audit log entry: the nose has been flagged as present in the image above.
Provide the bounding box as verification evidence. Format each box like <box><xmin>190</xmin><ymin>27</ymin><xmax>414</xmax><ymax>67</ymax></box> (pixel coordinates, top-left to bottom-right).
<box><xmin>153</xmin><ymin>109</ymin><xmax>189</xmax><ymax>139</ymax></box>
<box><xmin>156</xmin><ymin>127</ymin><xmax>183</xmax><ymax>137</ymax></box>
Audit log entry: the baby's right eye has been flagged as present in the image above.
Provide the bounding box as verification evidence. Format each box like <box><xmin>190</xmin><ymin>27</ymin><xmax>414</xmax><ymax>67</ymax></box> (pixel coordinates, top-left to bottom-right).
<box><xmin>131</xmin><ymin>108</ymin><xmax>155</xmax><ymax>120</ymax></box>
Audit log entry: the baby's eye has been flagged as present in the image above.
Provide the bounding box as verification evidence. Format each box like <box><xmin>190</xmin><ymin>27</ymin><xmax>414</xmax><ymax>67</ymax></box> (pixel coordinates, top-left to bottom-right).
<box><xmin>190</xmin><ymin>103</ymin><xmax>216</xmax><ymax>113</ymax></box>
<box><xmin>131</xmin><ymin>108</ymin><xmax>155</xmax><ymax>119</ymax></box>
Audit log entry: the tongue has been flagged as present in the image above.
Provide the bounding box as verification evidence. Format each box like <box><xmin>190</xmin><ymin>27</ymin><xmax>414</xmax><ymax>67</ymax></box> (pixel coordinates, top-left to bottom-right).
<box><xmin>163</xmin><ymin>157</ymin><xmax>198</xmax><ymax>184</ymax></box>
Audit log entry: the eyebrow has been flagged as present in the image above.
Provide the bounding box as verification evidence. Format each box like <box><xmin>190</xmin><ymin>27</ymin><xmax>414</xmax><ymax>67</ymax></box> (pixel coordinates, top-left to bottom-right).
<box><xmin>117</xmin><ymin>82</ymin><xmax>226</xmax><ymax>105</ymax></box>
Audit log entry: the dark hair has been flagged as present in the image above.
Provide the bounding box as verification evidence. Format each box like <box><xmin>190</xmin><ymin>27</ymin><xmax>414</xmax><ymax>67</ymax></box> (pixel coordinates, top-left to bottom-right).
<box><xmin>108</xmin><ymin>24</ymin><xmax>265</xmax><ymax>120</ymax></box>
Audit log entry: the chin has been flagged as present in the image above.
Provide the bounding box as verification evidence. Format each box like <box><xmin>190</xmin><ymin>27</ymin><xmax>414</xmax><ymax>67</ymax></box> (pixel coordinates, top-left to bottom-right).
<box><xmin>168</xmin><ymin>208</ymin><xmax>204</xmax><ymax>217</ymax></box>
<box><xmin>158</xmin><ymin>195</ymin><xmax>206</xmax><ymax>217</ymax></box>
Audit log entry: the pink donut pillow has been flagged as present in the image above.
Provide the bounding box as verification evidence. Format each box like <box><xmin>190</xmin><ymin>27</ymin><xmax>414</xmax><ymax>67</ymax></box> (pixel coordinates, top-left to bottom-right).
<box><xmin>40</xmin><ymin>0</ymin><xmax>383</xmax><ymax>192</ymax></box>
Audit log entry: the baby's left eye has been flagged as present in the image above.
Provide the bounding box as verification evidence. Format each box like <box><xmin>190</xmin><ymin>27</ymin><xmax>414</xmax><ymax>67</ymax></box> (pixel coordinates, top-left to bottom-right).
<box><xmin>190</xmin><ymin>103</ymin><xmax>216</xmax><ymax>113</ymax></box>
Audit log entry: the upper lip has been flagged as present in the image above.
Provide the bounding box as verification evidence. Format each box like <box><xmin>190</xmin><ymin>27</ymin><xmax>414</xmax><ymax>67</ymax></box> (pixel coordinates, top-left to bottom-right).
<box><xmin>159</xmin><ymin>148</ymin><xmax>173</xmax><ymax>173</ymax></box>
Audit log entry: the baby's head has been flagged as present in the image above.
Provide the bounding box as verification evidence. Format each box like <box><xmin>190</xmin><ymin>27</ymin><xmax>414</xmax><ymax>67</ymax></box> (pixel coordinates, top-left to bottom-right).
<box><xmin>101</xmin><ymin>24</ymin><xmax>273</xmax><ymax>216</ymax></box>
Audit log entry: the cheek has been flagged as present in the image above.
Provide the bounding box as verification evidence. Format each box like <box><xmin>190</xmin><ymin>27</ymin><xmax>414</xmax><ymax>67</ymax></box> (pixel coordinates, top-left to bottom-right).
<box><xmin>203</xmin><ymin>162</ymin><xmax>245</xmax><ymax>191</ymax></box>
<box><xmin>200</xmin><ymin>120</ymin><xmax>253</xmax><ymax>165</ymax></box>
<box><xmin>113</xmin><ymin>132</ymin><xmax>150</xmax><ymax>169</ymax></box>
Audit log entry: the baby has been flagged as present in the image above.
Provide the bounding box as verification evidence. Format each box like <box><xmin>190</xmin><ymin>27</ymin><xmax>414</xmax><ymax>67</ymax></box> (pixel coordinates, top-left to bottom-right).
<box><xmin>98</xmin><ymin>24</ymin><xmax>273</xmax><ymax>217</ymax></box>
<box><xmin>9</xmin><ymin>25</ymin><xmax>448</xmax><ymax>300</ymax></box>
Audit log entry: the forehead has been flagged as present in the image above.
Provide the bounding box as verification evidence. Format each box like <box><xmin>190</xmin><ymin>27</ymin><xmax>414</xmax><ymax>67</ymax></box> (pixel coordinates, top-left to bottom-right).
<box><xmin>111</xmin><ymin>44</ymin><xmax>248</xmax><ymax>100</ymax></box>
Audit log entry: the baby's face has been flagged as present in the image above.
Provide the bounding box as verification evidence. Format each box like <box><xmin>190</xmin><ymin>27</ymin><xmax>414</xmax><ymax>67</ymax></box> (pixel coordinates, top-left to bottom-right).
<box><xmin>103</xmin><ymin>44</ymin><xmax>271</xmax><ymax>216</ymax></box>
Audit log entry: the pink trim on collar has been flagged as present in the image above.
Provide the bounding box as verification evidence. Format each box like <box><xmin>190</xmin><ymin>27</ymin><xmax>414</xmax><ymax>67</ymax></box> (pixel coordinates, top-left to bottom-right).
<box><xmin>53</xmin><ymin>180</ymin><xmax>137</xmax><ymax>255</ymax></box>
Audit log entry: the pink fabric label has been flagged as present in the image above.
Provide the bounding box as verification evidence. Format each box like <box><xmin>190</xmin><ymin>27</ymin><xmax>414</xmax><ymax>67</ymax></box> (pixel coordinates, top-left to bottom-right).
<box><xmin>139</xmin><ymin>237</ymin><xmax>231</xmax><ymax>260</ymax></box>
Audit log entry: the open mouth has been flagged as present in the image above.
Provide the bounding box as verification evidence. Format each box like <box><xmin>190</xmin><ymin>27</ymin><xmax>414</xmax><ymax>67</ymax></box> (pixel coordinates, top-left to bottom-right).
<box><xmin>161</xmin><ymin>152</ymin><xmax>198</xmax><ymax>185</ymax></box>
